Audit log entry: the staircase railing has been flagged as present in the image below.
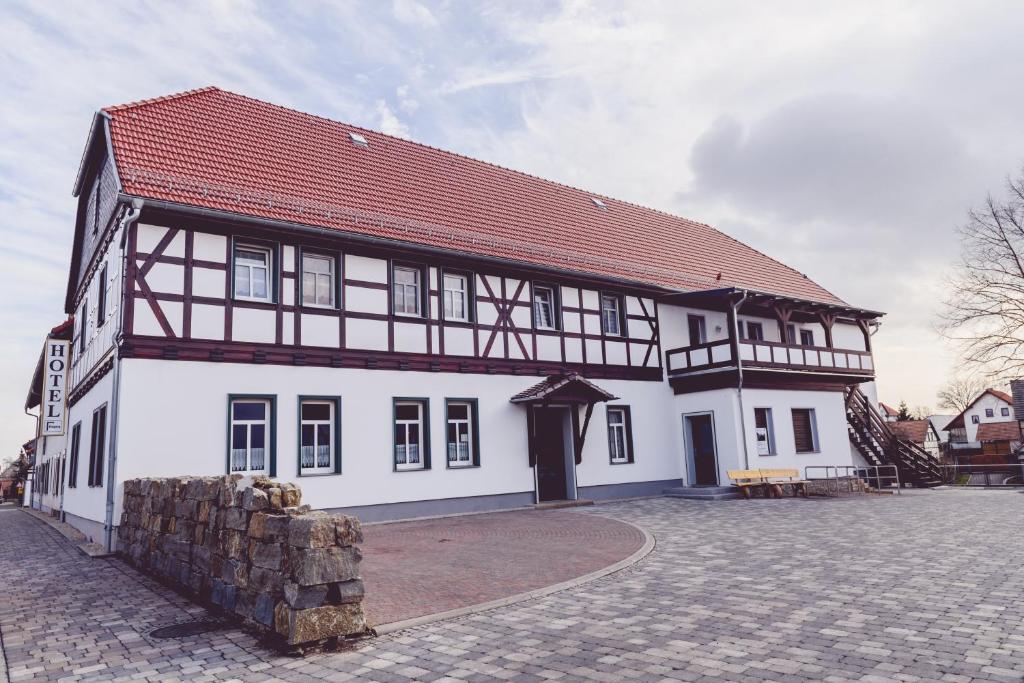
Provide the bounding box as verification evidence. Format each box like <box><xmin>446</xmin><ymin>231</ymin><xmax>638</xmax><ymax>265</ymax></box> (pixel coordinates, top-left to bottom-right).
<box><xmin>844</xmin><ymin>387</ymin><xmax>943</xmax><ymax>487</ymax></box>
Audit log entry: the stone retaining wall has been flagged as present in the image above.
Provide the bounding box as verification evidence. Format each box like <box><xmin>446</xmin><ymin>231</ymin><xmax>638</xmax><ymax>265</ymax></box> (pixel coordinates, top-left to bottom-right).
<box><xmin>117</xmin><ymin>475</ymin><xmax>367</xmax><ymax>647</ymax></box>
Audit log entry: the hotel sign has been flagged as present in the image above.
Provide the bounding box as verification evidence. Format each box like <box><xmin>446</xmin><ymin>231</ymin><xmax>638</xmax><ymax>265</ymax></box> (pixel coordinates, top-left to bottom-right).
<box><xmin>40</xmin><ymin>340</ymin><xmax>70</xmax><ymax>436</ymax></box>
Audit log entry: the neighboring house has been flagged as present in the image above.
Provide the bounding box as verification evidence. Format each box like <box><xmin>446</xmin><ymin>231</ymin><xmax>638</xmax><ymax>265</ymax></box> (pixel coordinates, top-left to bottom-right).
<box><xmin>890</xmin><ymin>419</ymin><xmax>941</xmax><ymax>459</ymax></box>
<box><xmin>879</xmin><ymin>402</ymin><xmax>899</xmax><ymax>422</ymax></box>
<box><xmin>944</xmin><ymin>389</ymin><xmax>1015</xmax><ymax>450</ymax></box>
<box><xmin>975</xmin><ymin>421</ymin><xmax>1023</xmax><ymax>457</ymax></box>
<box><xmin>35</xmin><ymin>87</ymin><xmax>889</xmax><ymax>549</ymax></box>
<box><xmin>928</xmin><ymin>414</ymin><xmax>954</xmax><ymax>445</ymax></box>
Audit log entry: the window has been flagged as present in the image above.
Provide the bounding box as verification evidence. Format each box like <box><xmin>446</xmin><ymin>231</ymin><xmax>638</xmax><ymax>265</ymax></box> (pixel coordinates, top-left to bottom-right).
<box><xmin>97</xmin><ymin>264</ymin><xmax>108</xmax><ymax>327</ymax></box>
<box><xmin>1001</xmin><ymin>407</ymin><xmax>1011</xmax><ymax>417</ymax></box>
<box><xmin>533</xmin><ymin>285</ymin><xmax>557</xmax><ymax>330</ymax></box>
<box><xmin>785</xmin><ymin>324</ymin><xmax>797</xmax><ymax>345</ymax></box>
<box><xmin>234</xmin><ymin>245</ymin><xmax>272</xmax><ymax>302</ymax></box>
<box><xmin>601</xmin><ymin>294</ymin><xmax>623</xmax><ymax>336</ymax></box>
<box><xmin>971</xmin><ymin>414</ymin><xmax>980</xmax><ymax>424</ymax></box>
<box><xmin>79</xmin><ymin>297</ymin><xmax>88</xmax><ymax>353</ymax></box>
<box><xmin>791</xmin><ymin>408</ymin><xmax>819</xmax><ymax>453</ymax></box>
<box><xmin>299</xmin><ymin>399</ymin><xmax>339</xmax><ymax>474</ymax></box>
<box><xmin>394</xmin><ymin>400</ymin><xmax>429</xmax><ymax>470</ymax></box>
<box><xmin>985</xmin><ymin>408</ymin><xmax>994</xmax><ymax>418</ymax></box>
<box><xmin>392</xmin><ymin>265</ymin><xmax>422</xmax><ymax>316</ymax></box>
<box><xmin>443</xmin><ymin>273</ymin><xmax>470</xmax><ymax>322</ymax></box>
<box><xmin>687</xmin><ymin>315</ymin><xmax>707</xmax><ymax>346</ymax></box>
<box><xmin>607</xmin><ymin>406</ymin><xmax>634</xmax><ymax>464</ymax></box>
<box><xmin>92</xmin><ymin>181</ymin><xmax>101</xmax><ymax>235</ymax></box>
<box><xmin>230</xmin><ymin>399</ymin><xmax>271</xmax><ymax>473</ymax></box>
<box><xmin>446</xmin><ymin>400</ymin><xmax>479</xmax><ymax>468</ymax></box>
<box><xmin>87</xmin><ymin>404</ymin><xmax>107</xmax><ymax>487</ymax></box>
<box><xmin>301</xmin><ymin>254</ymin><xmax>335</xmax><ymax>307</ymax></box>
<box><xmin>754</xmin><ymin>408</ymin><xmax>775</xmax><ymax>455</ymax></box>
<box><xmin>742</xmin><ymin>321</ymin><xmax>764</xmax><ymax>341</ymax></box>
<box><xmin>800</xmin><ymin>329</ymin><xmax>815</xmax><ymax>347</ymax></box>
<box><xmin>67</xmin><ymin>422</ymin><xmax>81</xmax><ymax>488</ymax></box>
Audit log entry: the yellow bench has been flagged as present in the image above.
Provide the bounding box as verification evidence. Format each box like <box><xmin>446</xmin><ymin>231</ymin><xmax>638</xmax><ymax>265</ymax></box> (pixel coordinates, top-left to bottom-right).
<box><xmin>727</xmin><ymin>468</ymin><xmax>809</xmax><ymax>498</ymax></box>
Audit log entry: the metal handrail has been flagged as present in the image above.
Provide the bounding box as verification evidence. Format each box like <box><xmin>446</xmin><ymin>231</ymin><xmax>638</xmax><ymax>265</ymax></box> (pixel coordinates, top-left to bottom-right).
<box><xmin>805</xmin><ymin>464</ymin><xmax>901</xmax><ymax>496</ymax></box>
<box><xmin>938</xmin><ymin>462</ymin><xmax>1024</xmax><ymax>487</ymax></box>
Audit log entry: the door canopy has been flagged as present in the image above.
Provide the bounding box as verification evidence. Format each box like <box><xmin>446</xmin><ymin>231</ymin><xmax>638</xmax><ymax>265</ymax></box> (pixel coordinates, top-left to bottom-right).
<box><xmin>509</xmin><ymin>373</ymin><xmax>618</xmax><ymax>405</ymax></box>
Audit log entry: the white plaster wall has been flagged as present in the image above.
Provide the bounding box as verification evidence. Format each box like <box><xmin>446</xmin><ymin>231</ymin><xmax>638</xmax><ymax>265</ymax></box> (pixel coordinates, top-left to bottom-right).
<box><xmin>232</xmin><ymin>307</ymin><xmax>276</xmax><ymax>344</ymax></box>
<box><xmin>964</xmin><ymin>394</ymin><xmax>1014</xmax><ymax>441</ymax></box>
<box><xmin>672</xmin><ymin>388</ymin><xmax>744</xmax><ymax>486</ymax></box>
<box><xmin>61</xmin><ymin>369</ymin><xmax>115</xmax><ymax>538</ymax></box>
<box><xmin>193</xmin><ymin>233</ymin><xmax>227</xmax><ymax>262</ymax></box>
<box><xmin>345</xmin><ymin>255</ymin><xmax>387</xmax><ymax>282</ymax></box>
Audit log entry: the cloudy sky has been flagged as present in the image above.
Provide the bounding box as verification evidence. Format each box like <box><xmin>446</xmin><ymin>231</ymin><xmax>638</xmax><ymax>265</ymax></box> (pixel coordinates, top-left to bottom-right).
<box><xmin>3</xmin><ymin>0</ymin><xmax>1023</xmax><ymax>462</ymax></box>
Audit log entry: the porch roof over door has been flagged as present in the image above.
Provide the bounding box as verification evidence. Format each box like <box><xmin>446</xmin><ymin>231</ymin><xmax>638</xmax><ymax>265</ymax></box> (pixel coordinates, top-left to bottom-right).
<box><xmin>510</xmin><ymin>373</ymin><xmax>618</xmax><ymax>405</ymax></box>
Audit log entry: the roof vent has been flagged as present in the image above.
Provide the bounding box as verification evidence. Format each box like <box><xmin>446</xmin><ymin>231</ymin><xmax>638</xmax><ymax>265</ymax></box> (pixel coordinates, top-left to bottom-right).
<box><xmin>348</xmin><ymin>132</ymin><xmax>369</xmax><ymax>148</ymax></box>
<box><xmin>590</xmin><ymin>198</ymin><xmax>607</xmax><ymax>209</ymax></box>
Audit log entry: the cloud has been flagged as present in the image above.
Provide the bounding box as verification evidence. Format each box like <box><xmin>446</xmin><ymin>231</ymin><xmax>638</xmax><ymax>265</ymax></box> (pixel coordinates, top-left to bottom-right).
<box><xmin>376</xmin><ymin>99</ymin><xmax>411</xmax><ymax>138</ymax></box>
<box><xmin>391</xmin><ymin>0</ymin><xmax>438</xmax><ymax>28</ymax></box>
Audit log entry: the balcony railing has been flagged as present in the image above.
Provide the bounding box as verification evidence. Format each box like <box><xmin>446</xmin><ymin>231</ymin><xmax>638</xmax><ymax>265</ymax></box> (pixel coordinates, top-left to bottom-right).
<box><xmin>665</xmin><ymin>338</ymin><xmax>873</xmax><ymax>377</ymax></box>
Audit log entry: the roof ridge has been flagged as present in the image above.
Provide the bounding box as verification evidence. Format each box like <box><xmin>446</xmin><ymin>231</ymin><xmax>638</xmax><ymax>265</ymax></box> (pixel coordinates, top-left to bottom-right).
<box><xmin>128</xmin><ymin>87</ymin><xmax>840</xmax><ymax>302</ymax></box>
<box><xmin>102</xmin><ymin>86</ymin><xmax>221</xmax><ymax>114</ymax></box>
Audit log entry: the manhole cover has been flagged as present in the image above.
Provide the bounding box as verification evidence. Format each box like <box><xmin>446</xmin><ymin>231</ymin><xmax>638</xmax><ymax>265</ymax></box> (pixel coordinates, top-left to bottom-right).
<box><xmin>150</xmin><ymin>619</ymin><xmax>228</xmax><ymax>639</ymax></box>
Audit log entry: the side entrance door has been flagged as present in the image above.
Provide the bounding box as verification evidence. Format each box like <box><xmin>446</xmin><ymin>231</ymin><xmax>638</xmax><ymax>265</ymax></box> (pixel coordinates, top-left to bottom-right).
<box><xmin>684</xmin><ymin>413</ymin><xmax>719</xmax><ymax>486</ymax></box>
<box><xmin>534</xmin><ymin>407</ymin><xmax>569</xmax><ymax>502</ymax></box>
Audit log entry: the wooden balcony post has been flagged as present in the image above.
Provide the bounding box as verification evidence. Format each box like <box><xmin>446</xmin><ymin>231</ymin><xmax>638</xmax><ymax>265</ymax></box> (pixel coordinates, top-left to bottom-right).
<box><xmin>773</xmin><ymin>304</ymin><xmax>793</xmax><ymax>343</ymax></box>
<box><xmin>856</xmin><ymin>318</ymin><xmax>873</xmax><ymax>353</ymax></box>
<box><xmin>817</xmin><ymin>312</ymin><xmax>836</xmax><ymax>349</ymax></box>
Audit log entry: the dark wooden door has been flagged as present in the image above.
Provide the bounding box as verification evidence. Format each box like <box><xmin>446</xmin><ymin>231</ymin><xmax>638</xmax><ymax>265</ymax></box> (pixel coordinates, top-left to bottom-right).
<box><xmin>535</xmin><ymin>408</ymin><xmax>568</xmax><ymax>502</ymax></box>
<box><xmin>688</xmin><ymin>414</ymin><xmax>718</xmax><ymax>486</ymax></box>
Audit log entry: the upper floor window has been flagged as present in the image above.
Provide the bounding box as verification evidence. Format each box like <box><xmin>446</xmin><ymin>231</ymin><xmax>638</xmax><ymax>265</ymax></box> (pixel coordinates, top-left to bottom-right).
<box><xmin>601</xmin><ymin>294</ymin><xmax>623</xmax><ymax>336</ymax></box>
<box><xmin>688</xmin><ymin>315</ymin><xmax>707</xmax><ymax>346</ymax></box>
<box><xmin>607</xmin><ymin>406</ymin><xmax>634</xmax><ymax>464</ymax></box>
<box><xmin>791</xmin><ymin>408</ymin><xmax>819</xmax><ymax>453</ymax></box>
<box><xmin>300</xmin><ymin>399</ymin><xmax>336</xmax><ymax>474</ymax></box>
<box><xmin>446</xmin><ymin>400</ymin><xmax>478</xmax><ymax>467</ymax></box>
<box><xmin>87</xmin><ymin>404</ymin><xmax>107</xmax><ymax>487</ymax></box>
<box><xmin>302</xmin><ymin>253</ymin><xmax>335</xmax><ymax>307</ymax></box>
<box><xmin>785</xmin><ymin>324</ymin><xmax>797</xmax><ymax>345</ymax></box>
<box><xmin>971</xmin><ymin>414</ymin><xmax>980</xmax><ymax>424</ymax></box>
<box><xmin>234</xmin><ymin>245</ymin><xmax>272</xmax><ymax>302</ymax></box>
<box><xmin>79</xmin><ymin>297</ymin><xmax>88</xmax><ymax>353</ymax></box>
<box><xmin>97</xmin><ymin>264</ymin><xmax>108</xmax><ymax>327</ymax></box>
<box><xmin>985</xmin><ymin>408</ymin><xmax>994</xmax><ymax>418</ymax></box>
<box><xmin>533</xmin><ymin>285</ymin><xmax>558</xmax><ymax>330</ymax></box>
<box><xmin>800</xmin><ymin>329</ymin><xmax>815</xmax><ymax>347</ymax></box>
<box><xmin>67</xmin><ymin>422</ymin><xmax>81</xmax><ymax>489</ymax></box>
<box><xmin>394</xmin><ymin>399</ymin><xmax>429</xmax><ymax>470</ymax></box>
<box><xmin>393</xmin><ymin>265</ymin><xmax>422</xmax><ymax>316</ymax></box>
<box><xmin>742</xmin><ymin>321</ymin><xmax>764</xmax><ymax>341</ymax></box>
<box><xmin>230</xmin><ymin>399</ymin><xmax>270</xmax><ymax>473</ymax></box>
<box><xmin>1001</xmin><ymin>407</ymin><xmax>1011</xmax><ymax>417</ymax></box>
<box><xmin>443</xmin><ymin>272</ymin><xmax>469</xmax><ymax>322</ymax></box>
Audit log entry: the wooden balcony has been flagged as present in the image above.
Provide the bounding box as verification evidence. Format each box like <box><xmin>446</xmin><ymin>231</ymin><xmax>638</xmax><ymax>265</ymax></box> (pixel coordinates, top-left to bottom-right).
<box><xmin>665</xmin><ymin>338</ymin><xmax>874</xmax><ymax>392</ymax></box>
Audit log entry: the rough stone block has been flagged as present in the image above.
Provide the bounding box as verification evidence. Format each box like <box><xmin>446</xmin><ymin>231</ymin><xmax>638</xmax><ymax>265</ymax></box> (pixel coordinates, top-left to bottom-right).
<box><xmin>254</xmin><ymin>593</ymin><xmax>277</xmax><ymax>626</ymax></box>
<box><xmin>287</xmin><ymin>513</ymin><xmax>336</xmax><ymax>548</ymax></box>
<box><xmin>288</xmin><ymin>547</ymin><xmax>361</xmax><ymax>586</ymax></box>
<box><xmin>249</xmin><ymin>541</ymin><xmax>284</xmax><ymax>570</ymax></box>
<box><xmin>224</xmin><ymin>507</ymin><xmax>248</xmax><ymax>531</ymax></box>
<box><xmin>334</xmin><ymin>516</ymin><xmax>363</xmax><ymax>546</ymax></box>
<box><xmin>249</xmin><ymin>566</ymin><xmax>284</xmax><ymax>593</ymax></box>
<box><xmin>327</xmin><ymin>579</ymin><xmax>365</xmax><ymax>605</ymax></box>
<box><xmin>283</xmin><ymin>581</ymin><xmax>329</xmax><ymax>609</ymax></box>
<box><xmin>243</xmin><ymin>487</ymin><xmax>270</xmax><ymax>512</ymax></box>
<box><xmin>276</xmin><ymin>604</ymin><xmax>366</xmax><ymax>645</ymax></box>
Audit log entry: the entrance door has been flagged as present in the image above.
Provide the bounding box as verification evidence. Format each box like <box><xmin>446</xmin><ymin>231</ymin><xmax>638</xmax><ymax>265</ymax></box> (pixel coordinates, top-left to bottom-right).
<box><xmin>684</xmin><ymin>413</ymin><xmax>719</xmax><ymax>486</ymax></box>
<box><xmin>534</xmin><ymin>407</ymin><xmax>569</xmax><ymax>502</ymax></box>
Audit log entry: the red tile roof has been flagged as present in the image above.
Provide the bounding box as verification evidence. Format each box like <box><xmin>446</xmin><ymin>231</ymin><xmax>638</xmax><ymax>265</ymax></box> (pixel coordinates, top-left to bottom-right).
<box><xmin>890</xmin><ymin>419</ymin><xmax>931</xmax><ymax>444</ymax></box>
<box><xmin>101</xmin><ymin>87</ymin><xmax>848</xmax><ymax>304</ymax></box>
<box><xmin>976</xmin><ymin>421</ymin><xmax>1022</xmax><ymax>442</ymax></box>
<box><xmin>880</xmin><ymin>402</ymin><xmax>899</xmax><ymax>417</ymax></box>
<box><xmin>943</xmin><ymin>388</ymin><xmax>1014</xmax><ymax>430</ymax></box>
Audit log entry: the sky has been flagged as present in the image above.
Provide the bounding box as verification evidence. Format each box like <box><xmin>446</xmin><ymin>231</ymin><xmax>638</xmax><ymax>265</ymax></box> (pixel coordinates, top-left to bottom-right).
<box><xmin>3</xmin><ymin>0</ymin><xmax>1024</xmax><ymax>463</ymax></box>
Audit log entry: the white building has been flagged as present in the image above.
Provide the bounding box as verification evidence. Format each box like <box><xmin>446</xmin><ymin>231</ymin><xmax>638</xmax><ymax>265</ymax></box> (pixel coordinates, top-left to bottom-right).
<box><xmin>944</xmin><ymin>389</ymin><xmax>1015</xmax><ymax>450</ymax></box>
<box><xmin>33</xmin><ymin>87</ymin><xmax>918</xmax><ymax>550</ymax></box>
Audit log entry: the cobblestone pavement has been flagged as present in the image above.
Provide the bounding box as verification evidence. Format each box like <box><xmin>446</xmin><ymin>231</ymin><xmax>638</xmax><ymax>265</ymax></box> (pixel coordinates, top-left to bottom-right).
<box><xmin>361</xmin><ymin>510</ymin><xmax>645</xmax><ymax>627</ymax></box>
<box><xmin>2</xmin><ymin>489</ymin><xmax>1024</xmax><ymax>682</ymax></box>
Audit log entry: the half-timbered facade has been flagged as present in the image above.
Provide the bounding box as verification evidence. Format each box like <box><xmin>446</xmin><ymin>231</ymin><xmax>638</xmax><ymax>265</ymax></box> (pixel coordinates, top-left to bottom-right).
<box><xmin>38</xmin><ymin>88</ymin><xmax>886</xmax><ymax>548</ymax></box>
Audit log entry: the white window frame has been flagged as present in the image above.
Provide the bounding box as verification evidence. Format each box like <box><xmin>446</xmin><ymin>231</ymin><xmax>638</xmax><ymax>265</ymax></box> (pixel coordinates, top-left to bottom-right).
<box><xmin>607</xmin><ymin>407</ymin><xmax>630</xmax><ymax>464</ymax></box>
<box><xmin>393</xmin><ymin>265</ymin><xmax>422</xmax><ymax>317</ymax></box>
<box><xmin>394</xmin><ymin>401</ymin><xmax>425</xmax><ymax>470</ymax></box>
<box><xmin>301</xmin><ymin>253</ymin><xmax>335</xmax><ymax>308</ymax></box>
<box><xmin>443</xmin><ymin>272</ymin><xmax>469</xmax><ymax>322</ymax></box>
<box><xmin>446</xmin><ymin>401</ymin><xmax>474</xmax><ymax>467</ymax></box>
<box><xmin>234</xmin><ymin>244</ymin><xmax>273</xmax><ymax>303</ymax></box>
<box><xmin>300</xmin><ymin>400</ymin><xmax>334</xmax><ymax>474</ymax></box>
<box><xmin>230</xmin><ymin>399</ymin><xmax>270</xmax><ymax>473</ymax></box>
<box><xmin>754</xmin><ymin>407</ymin><xmax>776</xmax><ymax>456</ymax></box>
<box><xmin>533</xmin><ymin>285</ymin><xmax>557</xmax><ymax>330</ymax></box>
<box><xmin>601</xmin><ymin>294</ymin><xmax>622</xmax><ymax>336</ymax></box>
<box><xmin>791</xmin><ymin>408</ymin><xmax>820</xmax><ymax>454</ymax></box>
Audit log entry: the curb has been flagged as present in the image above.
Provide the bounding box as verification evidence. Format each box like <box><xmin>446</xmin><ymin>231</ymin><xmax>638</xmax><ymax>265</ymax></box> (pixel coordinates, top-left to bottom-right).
<box><xmin>19</xmin><ymin>508</ymin><xmax>112</xmax><ymax>558</ymax></box>
<box><xmin>373</xmin><ymin>520</ymin><xmax>656</xmax><ymax>636</ymax></box>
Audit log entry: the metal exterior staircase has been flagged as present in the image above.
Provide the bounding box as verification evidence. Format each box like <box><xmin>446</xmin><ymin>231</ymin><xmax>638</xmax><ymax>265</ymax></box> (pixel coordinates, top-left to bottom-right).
<box><xmin>845</xmin><ymin>387</ymin><xmax>944</xmax><ymax>487</ymax></box>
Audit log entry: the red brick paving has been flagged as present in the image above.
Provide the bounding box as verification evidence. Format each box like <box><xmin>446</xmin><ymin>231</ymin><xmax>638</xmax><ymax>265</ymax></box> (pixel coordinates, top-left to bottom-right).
<box><xmin>359</xmin><ymin>508</ymin><xmax>645</xmax><ymax>627</ymax></box>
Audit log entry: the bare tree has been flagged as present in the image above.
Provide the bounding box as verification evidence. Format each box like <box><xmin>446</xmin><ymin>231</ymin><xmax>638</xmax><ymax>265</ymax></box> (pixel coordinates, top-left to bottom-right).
<box><xmin>936</xmin><ymin>375</ymin><xmax>988</xmax><ymax>413</ymax></box>
<box><xmin>941</xmin><ymin>169</ymin><xmax>1024</xmax><ymax>378</ymax></box>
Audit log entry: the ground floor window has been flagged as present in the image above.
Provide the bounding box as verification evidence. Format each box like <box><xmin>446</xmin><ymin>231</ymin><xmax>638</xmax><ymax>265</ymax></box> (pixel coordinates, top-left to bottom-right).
<box><xmin>791</xmin><ymin>408</ymin><xmax>819</xmax><ymax>453</ymax></box>
<box><xmin>607</xmin><ymin>406</ymin><xmax>634</xmax><ymax>464</ymax></box>
<box><xmin>394</xmin><ymin>399</ymin><xmax>430</xmax><ymax>471</ymax></box>
<box><xmin>68</xmin><ymin>422</ymin><xmax>81</xmax><ymax>488</ymax></box>
<box><xmin>446</xmin><ymin>399</ymin><xmax>479</xmax><ymax>467</ymax></box>
<box><xmin>229</xmin><ymin>397</ymin><xmax>275</xmax><ymax>474</ymax></box>
<box><xmin>754</xmin><ymin>407</ymin><xmax>775</xmax><ymax>455</ymax></box>
<box><xmin>87</xmin><ymin>404</ymin><xmax>107</xmax><ymax>487</ymax></box>
<box><xmin>299</xmin><ymin>398</ymin><xmax>340</xmax><ymax>474</ymax></box>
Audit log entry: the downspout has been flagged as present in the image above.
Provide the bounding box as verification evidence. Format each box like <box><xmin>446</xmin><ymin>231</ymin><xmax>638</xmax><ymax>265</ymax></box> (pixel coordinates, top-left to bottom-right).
<box><xmin>731</xmin><ymin>290</ymin><xmax>752</xmax><ymax>471</ymax></box>
<box><xmin>103</xmin><ymin>198</ymin><xmax>143</xmax><ymax>553</ymax></box>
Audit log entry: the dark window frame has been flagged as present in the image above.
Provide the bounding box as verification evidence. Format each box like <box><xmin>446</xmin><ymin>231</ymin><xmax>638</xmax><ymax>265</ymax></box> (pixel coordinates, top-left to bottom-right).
<box><xmin>743</xmin><ymin>321</ymin><xmax>764</xmax><ymax>341</ymax></box>
<box><xmin>97</xmin><ymin>263</ymin><xmax>108</xmax><ymax>327</ymax></box>
<box><xmin>687</xmin><ymin>314</ymin><xmax>707</xmax><ymax>346</ymax></box>
<box><xmin>67</xmin><ymin>421</ymin><xmax>81</xmax><ymax>488</ymax></box>
<box><xmin>296</xmin><ymin>395</ymin><xmax>342</xmax><ymax>476</ymax></box>
<box><xmin>1001</xmin><ymin>407</ymin><xmax>1011</xmax><ymax>417</ymax></box>
<box><xmin>79</xmin><ymin>297</ymin><xmax>88</xmax><ymax>353</ymax></box>
<box><xmin>985</xmin><ymin>408</ymin><xmax>994</xmax><ymax>418</ymax></box>
<box><xmin>445</xmin><ymin>398</ymin><xmax>480</xmax><ymax>468</ymax></box>
<box><xmin>799</xmin><ymin>329</ymin><xmax>815</xmax><ymax>347</ymax></box>
<box><xmin>87</xmin><ymin>404</ymin><xmax>108</xmax><ymax>487</ymax></box>
<box><xmin>392</xmin><ymin>397</ymin><xmax>431</xmax><ymax>472</ymax></box>
<box><xmin>791</xmin><ymin>408</ymin><xmax>819</xmax><ymax>454</ymax></box>
<box><xmin>606</xmin><ymin>405</ymin><xmax>635</xmax><ymax>464</ymax></box>
<box><xmin>226</xmin><ymin>394</ymin><xmax>278</xmax><ymax>477</ymax></box>
<box><xmin>754</xmin><ymin>407</ymin><xmax>776</xmax><ymax>456</ymax></box>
